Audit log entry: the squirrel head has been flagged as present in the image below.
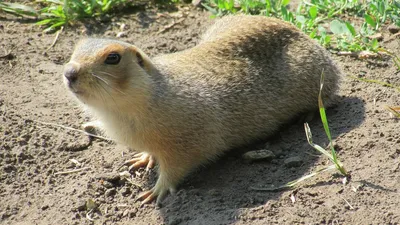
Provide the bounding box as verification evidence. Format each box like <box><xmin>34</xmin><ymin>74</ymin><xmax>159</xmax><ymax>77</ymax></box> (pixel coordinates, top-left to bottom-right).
<box><xmin>63</xmin><ymin>38</ymin><xmax>154</xmax><ymax>111</ymax></box>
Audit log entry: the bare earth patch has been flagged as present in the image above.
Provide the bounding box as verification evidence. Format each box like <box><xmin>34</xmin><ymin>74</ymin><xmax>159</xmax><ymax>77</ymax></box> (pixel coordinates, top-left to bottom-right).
<box><xmin>1</xmin><ymin>4</ymin><xmax>400</xmax><ymax>225</ymax></box>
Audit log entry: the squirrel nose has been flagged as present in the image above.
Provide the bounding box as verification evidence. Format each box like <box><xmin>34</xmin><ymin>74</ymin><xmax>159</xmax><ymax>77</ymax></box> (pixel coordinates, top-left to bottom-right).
<box><xmin>64</xmin><ymin>63</ymin><xmax>80</xmax><ymax>83</ymax></box>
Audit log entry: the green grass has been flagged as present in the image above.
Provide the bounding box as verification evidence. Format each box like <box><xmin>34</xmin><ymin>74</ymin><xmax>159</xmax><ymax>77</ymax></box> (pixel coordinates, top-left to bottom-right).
<box><xmin>2</xmin><ymin>0</ymin><xmax>400</xmax><ymax>54</ymax></box>
<box><xmin>282</xmin><ymin>72</ymin><xmax>349</xmax><ymax>189</ymax></box>
<box><xmin>203</xmin><ymin>0</ymin><xmax>400</xmax><ymax>54</ymax></box>
<box><xmin>289</xmin><ymin>72</ymin><xmax>349</xmax><ymax>187</ymax></box>
<box><xmin>0</xmin><ymin>0</ymin><xmax>189</xmax><ymax>32</ymax></box>
<box><xmin>251</xmin><ymin>72</ymin><xmax>349</xmax><ymax>192</ymax></box>
<box><xmin>308</xmin><ymin>72</ymin><xmax>347</xmax><ymax>176</ymax></box>
<box><xmin>0</xmin><ymin>0</ymin><xmax>133</xmax><ymax>32</ymax></box>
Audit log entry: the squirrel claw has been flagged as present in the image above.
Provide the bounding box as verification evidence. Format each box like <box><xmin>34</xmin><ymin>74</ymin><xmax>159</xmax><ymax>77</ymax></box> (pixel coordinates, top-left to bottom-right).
<box><xmin>137</xmin><ymin>187</ymin><xmax>168</xmax><ymax>206</ymax></box>
<box><xmin>125</xmin><ymin>152</ymin><xmax>155</xmax><ymax>171</ymax></box>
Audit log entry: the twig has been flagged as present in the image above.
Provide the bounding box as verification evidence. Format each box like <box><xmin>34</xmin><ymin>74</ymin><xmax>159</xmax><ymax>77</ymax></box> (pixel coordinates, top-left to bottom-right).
<box><xmin>336</xmin><ymin>50</ymin><xmax>379</xmax><ymax>59</ymax></box>
<box><xmin>46</xmin><ymin>26</ymin><xmax>63</xmax><ymax>51</ymax></box>
<box><xmin>341</xmin><ymin>197</ymin><xmax>354</xmax><ymax>210</ymax></box>
<box><xmin>157</xmin><ymin>18</ymin><xmax>185</xmax><ymax>34</ymax></box>
<box><xmin>30</xmin><ymin>119</ymin><xmax>113</xmax><ymax>141</ymax></box>
<box><xmin>86</xmin><ymin>209</ymin><xmax>95</xmax><ymax>221</ymax></box>
<box><xmin>54</xmin><ymin>167</ymin><xmax>90</xmax><ymax>175</ymax></box>
<box><xmin>250</xmin><ymin>165</ymin><xmax>336</xmax><ymax>191</ymax></box>
<box><xmin>385</xmin><ymin>105</ymin><xmax>400</xmax><ymax>118</ymax></box>
<box><xmin>350</xmin><ymin>76</ymin><xmax>400</xmax><ymax>92</ymax></box>
<box><xmin>383</xmin><ymin>31</ymin><xmax>400</xmax><ymax>43</ymax></box>
<box><xmin>69</xmin><ymin>159</ymin><xmax>82</xmax><ymax>167</ymax></box>
<box><xmin>119</xmin><ymin>171</ymin><xmax>143</xmax><ymax>189</ymax></box>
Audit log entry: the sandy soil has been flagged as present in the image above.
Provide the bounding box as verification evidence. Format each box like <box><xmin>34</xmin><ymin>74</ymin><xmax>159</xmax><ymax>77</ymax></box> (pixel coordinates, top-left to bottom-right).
<box><xmin>1</xmin><ymin>3</ymin><xmax>400</xmax><ymax>225</ymax></box>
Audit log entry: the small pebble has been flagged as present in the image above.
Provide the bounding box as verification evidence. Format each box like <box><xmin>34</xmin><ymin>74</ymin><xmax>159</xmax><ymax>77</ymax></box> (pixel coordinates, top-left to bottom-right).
<box><xmin>122</xmin><ymin>209</ymin><xmax>129</xmax><ymax>217</ymax></box>
<box><xmin>105</xmin><ymin>188</ymin><xmax>117</xmax><ymax>197</ymax></box>
<box><xmin>192</xmin><ymin>0</ymin><xmax>204</xmax><ymax>7</ymax></box>
<box><xmin>102</xmin><ymin>181</ymin><xmax>114</xmax><ymax>189</ymax></box>
<box><xmin>242</xmin><ymin>149</ymin><xmax>275</xmax><ymax>162</ymax></box>
<box><xmin>116</xmin><ymin>32</ymin><xmax>127</xmax><ymax>38</ymax></box>
<box><xmin>284</xmin><ymin>156</ymin><xmax>303</xmax><ymax>167</ymax></box>
<box><xmin>120</xmin><ymin>23</ymin><xmax>127</xmax><ymax>31</ymax></box>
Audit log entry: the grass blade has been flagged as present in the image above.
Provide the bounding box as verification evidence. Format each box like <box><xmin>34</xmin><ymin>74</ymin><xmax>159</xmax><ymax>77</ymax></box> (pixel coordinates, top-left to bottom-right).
<box><xmin>317</xmin><ymin>71</ymin><xmax>348</xmax><ymax>176</ymax></box>
<box><xmin>0</xmin><ymin>2</ymin><xmax>38</xmax><ymax>17</ymax></box>
<box><xmin>385</xmin><ymin>106</ymin><xmax>400</xmax><ymax>118</ymax></box>
<box><xmin>250</xmin><ymin>164</ymin><xmax>337</xmax><ymax>191</ymax></box>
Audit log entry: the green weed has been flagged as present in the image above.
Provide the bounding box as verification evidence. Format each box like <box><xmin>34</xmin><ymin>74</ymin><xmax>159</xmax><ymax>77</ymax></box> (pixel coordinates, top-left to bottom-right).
<box><xmin>203</xmin><ymin>0</ymin><xmax>291</xmax><ymax>16</ymax></box>
<box><xmin>306</xmin><ymin>72</ymin><xmax>348</xmax><ymax>177</ymax></box>
<box><xmin>0</xmin><ymin>2</ymin><xmax>38</xmax><ymax>17</ymax></box>
<box><xmin>203</xmin><ymin>0</ymin><xmax>400</xmax><ymax>54</ymax></box>
<box><xmin>291</xmin><ymin>72</ymin><xmax>350</xmax><ymax>188</ymax></box>
<box><xmin>251</xmin><ymin>72</ymin><xmax>349</xmax><ymax>192</ymax></box>
<box><xmin>0</xmin><ymin>0</ymin><xmax>132</xmax><ymax>32</ymax></box>
<box><xmin>294</xmin><ymin>72</ymin><xmax>349</xmax><ymax>188</ymax></box>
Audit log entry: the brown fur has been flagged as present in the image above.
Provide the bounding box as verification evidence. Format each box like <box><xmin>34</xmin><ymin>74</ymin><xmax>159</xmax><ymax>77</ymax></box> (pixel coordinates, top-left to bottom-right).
<box><xmin>63</xmin><ymin>15</ymin><xmax>341</xmax><ymax>204</ymax></box>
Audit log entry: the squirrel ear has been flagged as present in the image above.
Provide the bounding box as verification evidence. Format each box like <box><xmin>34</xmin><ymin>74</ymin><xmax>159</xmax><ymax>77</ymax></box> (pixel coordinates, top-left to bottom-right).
<box><xmin>129</xmin><ymin>46</ymin><xmax>155</xmax><ymax>73</ymax></box>
<box><xmin>136</xmin><ymin>52</ymin><xmax>145</xmax><ymax>68</ymax></box>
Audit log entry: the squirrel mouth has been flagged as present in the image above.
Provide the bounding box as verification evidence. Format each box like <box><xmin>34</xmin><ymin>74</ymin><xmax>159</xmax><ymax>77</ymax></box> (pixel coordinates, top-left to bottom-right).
<box><xmin>66</xmin><ymin>82</ymin><xmax>84</xmax><ymax>95</ymax></box>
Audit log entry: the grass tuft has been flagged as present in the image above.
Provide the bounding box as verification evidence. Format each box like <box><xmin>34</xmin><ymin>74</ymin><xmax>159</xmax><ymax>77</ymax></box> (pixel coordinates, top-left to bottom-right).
<box><xmin>251</xmin><ymin>72</ymin><xmax>349</xmax><ymax>192</ymax></box>
<box><xmin>288</xmin><ymin>72</ymin><xmax>350</xmax><ymax>187</ymax></box>
<box><xmin>203</xmin><ymin>0</ymin><xmax>400</xmax><ymax>57</ymax></box>
<box><xmin>314</xmin><ymin>71</ymin><xmax>348</xmax><ymax>177</ymax></box>
<box><xmin>0</xmin><ymin>0</ymin><xmax>133</xmax><ymax>32</ymax></box>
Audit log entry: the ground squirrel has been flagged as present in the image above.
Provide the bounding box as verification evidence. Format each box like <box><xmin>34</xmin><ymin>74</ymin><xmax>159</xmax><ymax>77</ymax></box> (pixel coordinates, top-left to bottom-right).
<box><xmin>63</xmin><ymin>15</ymin><xmax>341</xmax><ymax>205</ymax></box>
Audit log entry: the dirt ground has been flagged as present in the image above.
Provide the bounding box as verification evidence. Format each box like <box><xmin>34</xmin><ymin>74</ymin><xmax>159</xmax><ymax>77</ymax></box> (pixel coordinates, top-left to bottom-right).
<box><xmin>1</xmin><ymin>3</ymin><xmax>400</xmax><ymax>225</ymax></box>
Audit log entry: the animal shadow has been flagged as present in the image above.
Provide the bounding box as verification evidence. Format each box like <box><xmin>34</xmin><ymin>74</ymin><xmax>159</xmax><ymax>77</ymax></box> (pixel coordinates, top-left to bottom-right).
<box><xmin>159</xmin><ymin>96</ymin><xmax>365</xmax><ymax>225</ymax></box>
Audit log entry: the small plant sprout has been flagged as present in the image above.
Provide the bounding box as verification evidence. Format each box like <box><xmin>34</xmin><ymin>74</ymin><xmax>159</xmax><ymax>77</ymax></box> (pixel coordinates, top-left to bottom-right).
<box><xmin>204</xmin><ymin>0</ymin><xmax>400</xmax><ymax>57</ymax></box>
<box><xmin>288</xmin><ymin>72</ymin><xmax>350</xmax><ymax>187</ymax></box>
<box><xmin>310</xmin><ymin>71</ymin><xmax>348</xmax><ymax>177</ymax></box>
<box><xmin>297</xmin><ymin>71</ymin><xmax>349</xmax><ymax>185</ymax></box>
<box><xmin>251</xmin><ymin>72</ymin><xmax>349</xmax><ymax>192</ymax></box>
<box><xmin>0</xmin><ymin>0</ymin><xmax>133</xmax><ymax>32</ymax></box>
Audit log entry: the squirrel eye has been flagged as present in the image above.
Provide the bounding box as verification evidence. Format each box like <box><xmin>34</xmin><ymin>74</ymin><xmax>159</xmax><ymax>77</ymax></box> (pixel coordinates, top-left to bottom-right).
<box><xmin>104</xmin><ymin>53</ymin><xmax>121</xmax><ymax>65</ymax></box>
